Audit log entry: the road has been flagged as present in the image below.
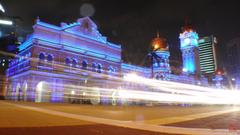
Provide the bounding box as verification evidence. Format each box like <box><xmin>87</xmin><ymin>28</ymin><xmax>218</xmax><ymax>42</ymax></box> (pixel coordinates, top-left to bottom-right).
<box><xmin>0</xmin><ymin>101</ymin><xmax>240</xmax><ymax>135</ymax></box>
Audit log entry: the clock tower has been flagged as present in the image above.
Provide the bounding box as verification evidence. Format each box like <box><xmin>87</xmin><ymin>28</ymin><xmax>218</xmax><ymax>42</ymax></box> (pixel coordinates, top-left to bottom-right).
<box><xmin>179</xmin><ymin>23</ymin><xmax>200</xmax><ymax>75</ymax></box>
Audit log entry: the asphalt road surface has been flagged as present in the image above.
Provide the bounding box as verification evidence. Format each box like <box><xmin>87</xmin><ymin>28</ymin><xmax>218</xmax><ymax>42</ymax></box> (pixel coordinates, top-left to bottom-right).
<box><xmin>0</xmin><ymin>101</ymin><xmax>239</xmax><ymax>135</ymax></box>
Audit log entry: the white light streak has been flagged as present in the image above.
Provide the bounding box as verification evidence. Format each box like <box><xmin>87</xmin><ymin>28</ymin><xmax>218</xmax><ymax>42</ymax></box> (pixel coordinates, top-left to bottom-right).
<box><xmin>0</xmin><ymin>3</ymin><xmax>5</xmax><ymax>13</ymax></box>
<box><xmin>0</xmin><ymin>19</ymin><xmax>13</xmax><ymax>25</ymax></box>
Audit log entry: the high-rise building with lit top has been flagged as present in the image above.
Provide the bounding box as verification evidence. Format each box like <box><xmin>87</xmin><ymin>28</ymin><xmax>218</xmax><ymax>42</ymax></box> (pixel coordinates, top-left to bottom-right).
<box><xmin>198</xmin><ymin>36</ymin><xmax>217</xmax><ymax>74</ymax></box>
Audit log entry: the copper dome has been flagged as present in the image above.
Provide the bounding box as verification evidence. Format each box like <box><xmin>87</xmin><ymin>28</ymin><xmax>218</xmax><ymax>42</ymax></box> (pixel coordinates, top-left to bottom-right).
<box><xmin>151</xmin><ymin>33</ymin><xmax>167</xmax><ymax>50</ymax></box>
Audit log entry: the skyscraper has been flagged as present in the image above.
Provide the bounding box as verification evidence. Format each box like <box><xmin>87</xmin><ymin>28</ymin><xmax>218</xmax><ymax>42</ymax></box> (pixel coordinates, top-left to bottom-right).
<box><xmin>198</xmin><ymin>35</ymin><xmax>217</xmax><ymax>75</ymax></box>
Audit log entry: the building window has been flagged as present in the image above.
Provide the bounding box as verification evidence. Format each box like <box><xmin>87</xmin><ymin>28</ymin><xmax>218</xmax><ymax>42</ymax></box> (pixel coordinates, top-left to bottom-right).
<box><xmin>72</xmin><ymin>59</ymin><xmax>77</xmax><ymax>68</ymax></box>
<box><xmin>46</xmin><ymin>54</ymin><xmax>53</xmax><ymax>69</ymax></box>
<box><xmin>97</xmin><ymin>64</ymin><xmax>102</xmax><ymax>73</ymax></box>
<box><xmin>108</xmin><ymin>66</ymin><xmax>114</xmax><ymax>73</ymax></box>
<box><xmin>92</xmin><ymin>63</ymin><xmax>97</xmax><ymax>72</ymax></box>
<box><xmin>47</xmin><ymin>54</ymin><xmax>53</xmax><ymax>62</ymax></box>
<box><xmin>65</xmin><ymin>58</ymin><xmax>71</xmax><ymax>66</ymax></box>
<box><xmin>39</xmin><ymin>53</ymin><xmax>45</xmax><ymax>60</ymax></box>
<box><xmin>38</xmin><ymin>53</ymin><xmax>45</xmax><ymax>66</ymax></box>
<box><xmin>82</xmin><ymin>60</ymin><xmax>87</xmax><ymax>69</ymax></box>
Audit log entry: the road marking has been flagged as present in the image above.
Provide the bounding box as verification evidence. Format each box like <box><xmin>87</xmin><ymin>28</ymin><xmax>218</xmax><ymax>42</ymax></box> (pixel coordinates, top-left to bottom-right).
<box><xmin>144</xmin><ymin>108</ymin><xmax>240</xmax><ymax>125</ymax></box>
<box><xmin>2</xmin><ymin>101</ymin><xmax>240</xmax><ymax>135</ymax></box>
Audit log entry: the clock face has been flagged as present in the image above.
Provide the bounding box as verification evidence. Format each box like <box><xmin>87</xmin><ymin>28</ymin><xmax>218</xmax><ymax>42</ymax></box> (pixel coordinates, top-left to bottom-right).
<box><xmin>184</xmin><ymin>38</ymin><xmax>191</xmax><ymax>45</ymax></box>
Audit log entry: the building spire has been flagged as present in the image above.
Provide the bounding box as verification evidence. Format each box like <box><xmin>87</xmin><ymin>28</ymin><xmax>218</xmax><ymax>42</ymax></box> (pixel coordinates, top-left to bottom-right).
<box><xmin>182</xmin><ymin>16</ymin><xmax>194</xmax><ymax>32</ymax></box>
<box><xmin>156</xmin><ymin>30</ymin><xmax>160</xmax><ymax>38</ymax></box>
<box><xmin>35</xmin><ymin>16</ymin><xmax>40</xmax><ymax>24</ymax></box>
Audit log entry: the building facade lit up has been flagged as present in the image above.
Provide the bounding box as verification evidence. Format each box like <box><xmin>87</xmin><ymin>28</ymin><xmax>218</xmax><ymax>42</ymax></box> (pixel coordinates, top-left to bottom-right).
<box><xmin>179</xmin><ymin>25</ymin><xmax>200</xmax><ymax>75</ymax></box>
<box><xmin>5</xmin><ymin>17</ymin><xmax>209</xmax><ymax>103</ymax></box>
<box><xmin>198</xmin><ymin>36</ymin><xmax>217</xmax><ymax>75</ymax></box>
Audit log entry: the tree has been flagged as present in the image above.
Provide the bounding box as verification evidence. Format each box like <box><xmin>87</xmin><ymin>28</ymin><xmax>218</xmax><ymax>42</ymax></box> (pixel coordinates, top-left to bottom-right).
<box><xmin>0</xmin><ymin>32</ymin><xmax>19</xmax><ymax>54</ymax></box>
<box><xmin>0</xmin><ymin>32</ymin><xmax>19</xmax><ymax>75</ymax></box>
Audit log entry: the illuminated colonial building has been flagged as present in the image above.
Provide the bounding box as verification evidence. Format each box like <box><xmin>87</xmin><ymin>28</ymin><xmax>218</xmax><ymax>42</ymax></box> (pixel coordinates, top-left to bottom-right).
<box><xmin>6</xmin><ymin>17</ymin><xmax>122</xmax><ymax>103</ymax></box>
<box><xmin>5</xmin><ymin>17</ymin><xmax>208</xmax><ymax>103</ymax></box>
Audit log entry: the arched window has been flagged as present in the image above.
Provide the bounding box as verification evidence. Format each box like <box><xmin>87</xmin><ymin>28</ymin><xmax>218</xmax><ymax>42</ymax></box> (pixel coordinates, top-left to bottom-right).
<box><xmin>38</xmin><ymin>53</ymin><xmax>45</xmax><ymax>66</ymax></box>
<box><xmin>22</xmin><ymin>81</ymin><xmax>28</xmax><ymax>101</ymax></box>
<box><xmin>92</xmin><ymin>63</ymin><xmax>97</xmax><ymax>72</ymax></box>
<box><xmin>47</xmin><ymin>54</ymin><xmax>53</xmax><ymax>62</ymax></box>
<box><xmin>97</xmin><ymin>64</ymin><xmax>102</xmax><ymax>73</ymax></box>
<box><xmin>108</xmin><ymin>66</ymin><xmax>114</xmax><ymax>73</ymax></box>
<box><xmin>39</xmin><ymin>53</ymin><xmax>45</xmax><ymax>60</ymax></box>
<box><xmin>72</xmin><ymin>59</ymin><xmax>77</xmax><ymax>68</ymax></box>
<box><xmin>65</xmin><ymin>58</ymin><xmax>71</xmax><ymax>66</ymax></box>
<box><xmin>82</xmin><ymin>60</ymin><xmax>87</xmax><ymax>69</ymax></box>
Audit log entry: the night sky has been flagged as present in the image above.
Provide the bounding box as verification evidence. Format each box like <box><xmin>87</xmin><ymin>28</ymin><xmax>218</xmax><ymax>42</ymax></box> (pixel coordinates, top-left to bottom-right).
<box><xmin>2</xmin><ymin>0</ymin><xmax>240</xmax><ymax>68</ymax></box>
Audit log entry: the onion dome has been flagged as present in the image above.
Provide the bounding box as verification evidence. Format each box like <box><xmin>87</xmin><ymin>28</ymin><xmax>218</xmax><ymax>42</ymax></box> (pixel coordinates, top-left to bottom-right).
<box><xmin>151</xmin><ymin>32</ymin><xmax>167</xmax><ymax>51</ymax></box>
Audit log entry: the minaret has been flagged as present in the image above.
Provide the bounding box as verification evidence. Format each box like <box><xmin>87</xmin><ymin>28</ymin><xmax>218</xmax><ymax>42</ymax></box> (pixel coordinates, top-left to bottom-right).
<box><xmin>151</xmin><ymin>32</ymin><xmax>170</xmax><ymax>80</ymax></box>
<box><xmin>179</xmin><ymin>21</ymin><xmax>200</xmax><ymax>75</ymax></box>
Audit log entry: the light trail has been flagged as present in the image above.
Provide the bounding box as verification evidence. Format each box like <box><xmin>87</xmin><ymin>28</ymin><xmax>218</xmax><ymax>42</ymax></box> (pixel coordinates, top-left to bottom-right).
<box><xmin>9</xmin><ymin>79</ymin><xmax>240</xmax><ymax>105</ymax></box>
<box><xmin>3</xmin><ymin>51</ymin><xmax>240</xmax><ymax>105</ymax></box>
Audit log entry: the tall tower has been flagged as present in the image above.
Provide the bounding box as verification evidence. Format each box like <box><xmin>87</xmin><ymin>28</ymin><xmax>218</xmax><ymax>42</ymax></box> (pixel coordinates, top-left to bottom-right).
<box><xmin>179</xmin><ymin>23</ymin><xmax>200</xmax><ymax>75</ymax></box>
<box><xmin>151</xmin><ymin>33</ymin><xmax>170</xmax><ymax>80</ymax></box>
